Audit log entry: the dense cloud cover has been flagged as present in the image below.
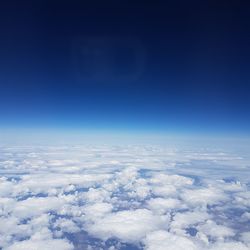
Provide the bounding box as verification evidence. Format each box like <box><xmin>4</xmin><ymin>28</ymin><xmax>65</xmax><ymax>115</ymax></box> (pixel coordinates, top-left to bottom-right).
<box><xmin>0</xmin><ymin>144</ymin><xmax>250</xmax><ymax>249</ymax></box>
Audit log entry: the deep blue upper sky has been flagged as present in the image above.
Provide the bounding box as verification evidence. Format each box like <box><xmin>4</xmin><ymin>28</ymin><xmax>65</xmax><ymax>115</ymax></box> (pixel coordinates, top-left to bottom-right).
<box><xmin>0</xmin><ymin>0</ymin><xmax>250</xmax><ymax>135</ymax></box>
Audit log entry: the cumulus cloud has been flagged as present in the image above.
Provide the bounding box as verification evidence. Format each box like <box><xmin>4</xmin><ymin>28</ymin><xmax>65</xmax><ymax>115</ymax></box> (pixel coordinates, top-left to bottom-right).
<box><xmin>86</xmin><ymin>209</ymin><xmax>169</xmax><ymax>242</ymax></box>
<box><xmin>171</xmin><ymin>211</ymin><xmax>210</xmax><ymax>235</ymax></box>
<box><xmin>147</xmin><ymin>197</ymin><xmax>183</xmax><ymax>214</ymax></box>
<box><xmin>0</xmin><ymin>144</ymin><xmax>249</xmax><ymax>249</ymax></box>
<box><xmin>241</xmin><ymin>232</ymin><xmax>250</xmax><ymax>246</ymax></box>
<box><xmin>208</xmin><ymin>242</ymin><xmax>250</xmax><ymax>250</ymax></box>
<box><xmin>181</xmin><ymin>187</ymin><xmax>228</xmax><ymax>207</ymax></box>
<box><xmin>82</xmin><ymin>202</ymin><xmax>113</xmax><ymax>219</ymax></box>
<box><xmin>5</xmin><ymin>238</ymin><xmax>73</xmax><ymax>250</ymax></box>
<box><xmin>143</xmin><ymin>230</ymin><xmax>198</xmax><ymax>250</ymax></box>
<box><xmin>54</xmin><ymin>218</ymin><xmax>80</xmax><ymax>234</ymax></box>
<box><xmin>197</xmin><ymin>220</ymin><xmax>235</xmax><ymax>240</ymax></box>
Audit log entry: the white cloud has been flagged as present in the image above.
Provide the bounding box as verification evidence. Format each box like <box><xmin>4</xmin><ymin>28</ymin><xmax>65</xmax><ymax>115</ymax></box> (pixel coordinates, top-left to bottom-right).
<box><xmin>151</xmin><ymin>185</ymin><xmax>177</xmax><ymax>197</ymax></box>
<box><xmin>3</xmin><ymin>227</ymin><xmax>74</xmax><ymax>250</ymax></box>
<box><xmin>54</xmin><ymin>218</ymin><xmax>80</xmax><ymax>234</ymax></box>
<box><xmin>12</xmin><ymin>196</ymin><xmax>69</xmax><ymax>219</ymax></box>
<box><xmin>197</xmin><ymin>220</ymin><xmax>235</xmax><ymax>240</ymax></box>
<box><xmin>13</xmin><ymin>173</ymin><xmax>111</xmax><ymax>196</ymax></box>
<box><xmin>86</xmin><ymin>209</ymin><xmax>169</xmax><ymax>242</ymax></box>
<box><xmin>234</xmin><ymin>191</ymin><xmax>250</xmax><ymax>207</ymax></box>
<box><xmin>0</xmin><ymin>178</ymin><xmax>14</xmax><ymax>197</ymax></box>
<box><xmin>143</xmin><ymin>230</ymin><xmax>199</xmax><ymax>250</ymax></box>
<box><xmin>147</xmin><ymin>198</ymin><xmax>183</xmax><ymax>214</ymax></box>
<box><xmin>241</xmin><ymin>212</ymin><xmax>250</xmax><ymax>221</ymax></box>
<box><xmin>80</xmin><ymin>187</ymin><xmax>111</xmax><ymax>203</ymax></box>
<box><xmin>171</xmin><ymin>211</ymin><xmax>210</xmax><ymax>235</ymax></box>
<box><xmin>149</xmin><ymin>173</ymin><xmax>193</xmax><ymax>187</ymax></box>
<box><xmin>240</xmin><ymin>232</ymin><xmax>250</xmax><ymax>246</ymax></box>
<box><xmin>4</xmin><ymin>238</ymin><xmax>73</xmax><ymax>250</ymax></box>
<box><xmin>0</xmin><ymin>144</ymin><xmax>249</xmax><ymax>249</ymax></box>
<box><xmin>82</xmin><ymin>202</ymin><xmax>113</xmax><ymax>219</ymax></box>
<box><xmin>208</xmin><ymin>242</ymin><xmax>249</xmax><ymax>250</ymax></box>
<box><xmin>181</xmin><ymin>187</ymin><xmax>227</xmax><ymax>207</ymax></box>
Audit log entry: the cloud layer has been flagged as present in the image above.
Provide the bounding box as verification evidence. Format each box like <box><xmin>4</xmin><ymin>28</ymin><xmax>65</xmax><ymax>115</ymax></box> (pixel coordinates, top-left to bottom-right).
<box><xmin>0</xmin><ymin>144</ymin><xmax>249</xmax><ymax>249</ymax></box>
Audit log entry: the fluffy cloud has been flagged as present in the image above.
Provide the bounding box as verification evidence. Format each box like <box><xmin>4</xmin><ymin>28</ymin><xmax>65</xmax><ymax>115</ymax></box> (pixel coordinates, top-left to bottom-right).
<box><xmin>54</xmin><ymin>218</ymin><xmax>80</xmax><ymax>234</ymax></box>
<box><xmin>82</xmin><ymin>202</ymin><xmax>113</xmax><ymax>219</ymax></box>
<box><xmin>241</xmin><ymin>232</ymin><xmax>250</xmax><ymax>246</ymax></box>
<box><xmin>5</xmin><ymin>238</ymin><xmax>73</xmax><ymax>250</ymax></box>
<box><xmin>197</xmin><ymin>220</ymin><xmax>235</xmax><ymax>240</ymax></box>
<box><xmin>149</xmin><ymin>173</ymin><xmax>193</xmax><ymax>187</ymax></box>
<box><xmin>13</xmin><ymin>196</ymin><xmax>67</xmax><ymax>219</ymax></box>
<box><xmin>0</xmin><ymin>144</ymin><xmax>249</xmax><ymax>249</ymax></box>
<box><xmin>181</xmin><ymin>187</ymin><xmax>227</xmax><ymax>207</ymax></box>
<box><xmin>172</xmin><ymin>211</ymin><xmax>210</xmax><ymax>229</ymax></box>
<box><xmin>86</xmin><ymin>209</ymin><xmax>169</xmax><ymax>242</ymax></box>
<box><xmin>208</xmin><ymin>242</ymin><xmax>249</xmax><ymax>250</ymax></box>
<box><xmin>143</xmin><ymin>230</ymin><xmax>198</xmax><ymax>250</ymax></box>
<box><xmin>147</xmin><ymin>198</ymin><xmax>183</xmax><ymax>214</ymax></box>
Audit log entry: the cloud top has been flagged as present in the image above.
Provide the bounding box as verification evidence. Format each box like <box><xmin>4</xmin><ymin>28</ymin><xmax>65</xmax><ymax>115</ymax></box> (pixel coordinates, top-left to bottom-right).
<box><xmin>0</xmin><ymin>144</ymin><xmax>249</xmax><ymax>249</ymax></box>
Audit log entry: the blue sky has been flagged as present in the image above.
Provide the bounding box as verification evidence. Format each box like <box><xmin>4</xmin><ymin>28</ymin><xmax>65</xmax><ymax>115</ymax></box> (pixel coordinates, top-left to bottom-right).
<box><xmin>0</xmin><ymin>0</ymin><xmax>250</xmax><ymax>137</ymax></box>
<box><xmin>0</xmin><ymin>3</ymin><xmax>250</xmax><ymax>249</ymax></box>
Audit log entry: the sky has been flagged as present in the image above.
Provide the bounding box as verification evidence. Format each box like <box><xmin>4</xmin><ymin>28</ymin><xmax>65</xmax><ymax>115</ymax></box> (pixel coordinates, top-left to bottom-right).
<box><xmin>0</xmin><ymin>3</ymin><xmax>250</xmax><ymax>249</ymax></box>
<box><xmin>0</xmin><ymin>0</ymin><xmax>250</xmax><ymax>137</ymax></box>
